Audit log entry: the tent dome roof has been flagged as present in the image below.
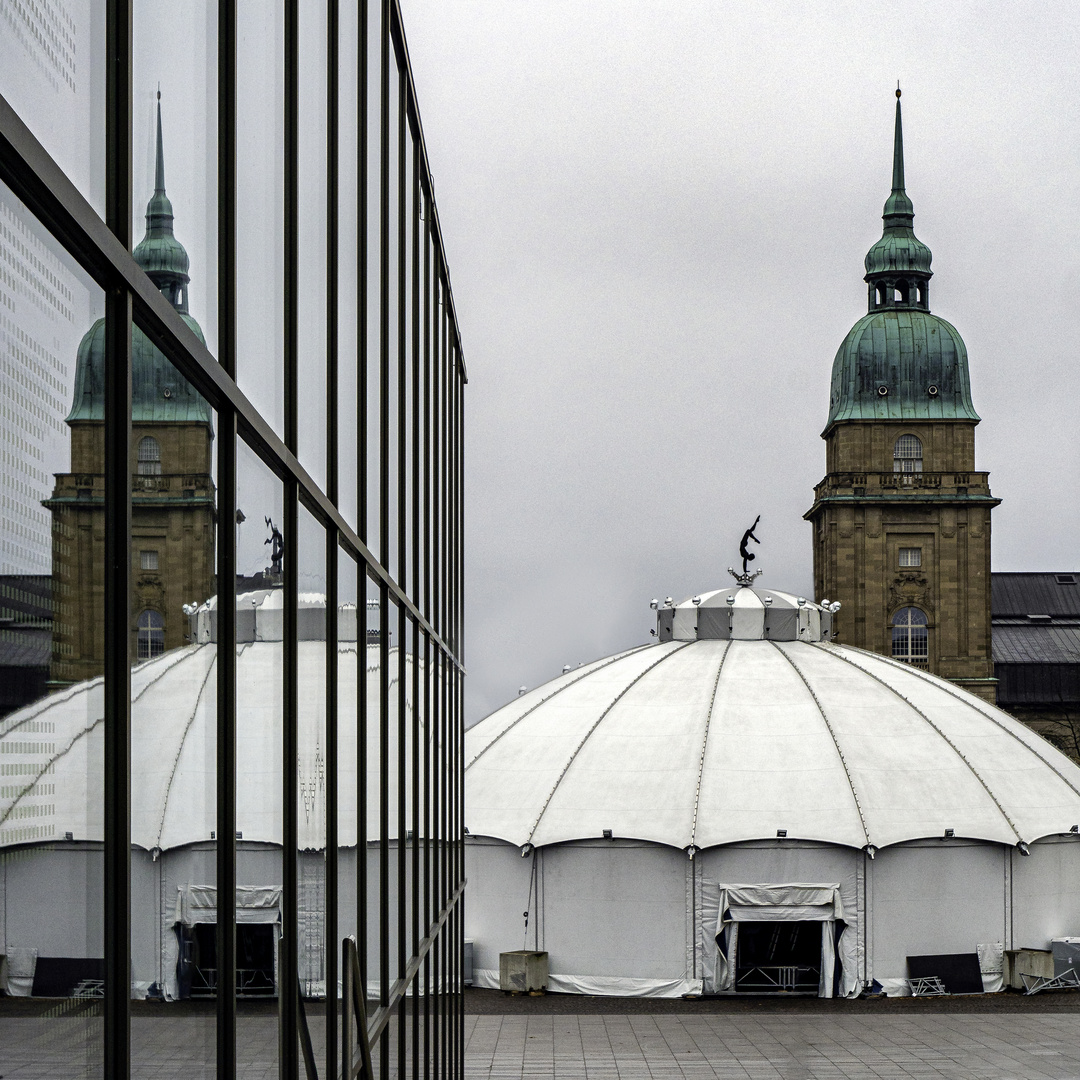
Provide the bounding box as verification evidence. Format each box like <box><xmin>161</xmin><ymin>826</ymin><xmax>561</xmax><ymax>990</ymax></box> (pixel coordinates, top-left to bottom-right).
<box><xmin>0</xmin><ymin>593</ymin><xmax>430</xmax><ymax>851</ymax></box>
<box><xmin>466</xmin><ymin>604</ymin><xmax>1080</xmax><ymax>852</ymax></box>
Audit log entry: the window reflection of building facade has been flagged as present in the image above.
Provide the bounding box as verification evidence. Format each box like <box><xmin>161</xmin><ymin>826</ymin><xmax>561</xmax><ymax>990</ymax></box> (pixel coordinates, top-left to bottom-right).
<box><xmin>0</xmin><ymin>6</ymin><xmax>466</xmax><ymax>1078</ymax></box>
<box><xmin>44</xmin><ymin>100</ymin><xmax>214</xmax><ymax>686</ymax></box>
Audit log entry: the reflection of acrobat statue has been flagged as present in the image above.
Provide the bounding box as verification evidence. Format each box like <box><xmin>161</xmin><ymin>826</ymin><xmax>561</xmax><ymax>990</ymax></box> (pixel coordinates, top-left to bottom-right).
<box><xmin>265</xmin><ymin>517</ymin><xmax>285</xmax><ymax>576</ymax></box>
<box><xmin>739</xmin><ymin>515</ymin><xmax>761</xmax><ymax>574</ymax></box>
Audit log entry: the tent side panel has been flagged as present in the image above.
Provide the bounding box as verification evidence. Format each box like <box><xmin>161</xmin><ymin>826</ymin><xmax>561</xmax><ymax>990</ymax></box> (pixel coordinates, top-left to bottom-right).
<box><xmin>1011</xmin><ymin>837</ymin><xmax>1080</xmax><ymax>950</ymax></box>
<box><xmin>464</xmin><ymin>838</ymin><xmax>534</xmax><ymax>984</ymax></box>
<box><xmin>2</xmin><ymin>846</ymin><xmax>104</xmax><ymax>959</ymax></box>
<box><xmin>540</xmin><ymin>842</ymin><xmax>687</xmax><ymax>984</ymax></box>
<box><xmin>870</xmin><ymin>841</ymin><xmax>1005</xmax><ymax>981</ymax></box>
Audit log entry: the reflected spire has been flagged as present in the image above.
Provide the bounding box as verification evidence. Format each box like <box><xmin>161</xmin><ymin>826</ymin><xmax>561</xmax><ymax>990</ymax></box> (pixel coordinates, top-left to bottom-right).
<box><xmin>155</xmin><ymin>87</ymin><xmax>166</xmax><ymax>194</ymax></box>
<box><xmin>133</xmin><ymin>90</ymin><xmax>191</xmax><ymax>311</ymax></box>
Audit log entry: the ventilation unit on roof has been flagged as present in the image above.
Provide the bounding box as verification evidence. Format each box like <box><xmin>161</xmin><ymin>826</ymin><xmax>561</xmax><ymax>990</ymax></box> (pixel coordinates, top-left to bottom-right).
<box><xmin>1056</xmin><ymin>575</ymin><xmax>1076</xmax><ymax>585</ymax></box>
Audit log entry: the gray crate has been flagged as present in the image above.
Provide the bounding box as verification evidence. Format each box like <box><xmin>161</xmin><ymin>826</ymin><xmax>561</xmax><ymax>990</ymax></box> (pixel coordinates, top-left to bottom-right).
<box><xmin>1051</xmin><ymin>938</ymin><xmax>1080</xmax><ymax>979</ymax></box>
<box><xmin>499</xmin><ymin>950</ymin><xmax>548</xmax><ymax>993</ymax></box>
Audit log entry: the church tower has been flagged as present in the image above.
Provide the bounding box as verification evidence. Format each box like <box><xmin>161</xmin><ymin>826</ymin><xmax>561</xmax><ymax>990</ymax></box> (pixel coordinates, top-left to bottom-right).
<box><xmin>804</xmin><ymin>91</ymin><xmax>999</xmax><ymax>703</ymax></box>
<box><xmin>46</xmin><ymin>98</ymin><xmax>215</xmax><ymax>685</ymax></box>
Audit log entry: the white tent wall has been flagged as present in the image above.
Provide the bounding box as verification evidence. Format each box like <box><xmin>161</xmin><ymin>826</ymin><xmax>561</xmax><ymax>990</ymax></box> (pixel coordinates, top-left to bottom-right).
<box><xmin>540</xmin><ymin>841</ymin><xmax>693</xmax><ymax>996</ymax></box>
<box><xmin>0</xmin><ymin>845</ymin><xmax>103</xmax><ymax>976</ymax></box>
<box><xmin>464</xmin><ymin>837</ymin><xmax>535</xmax><ymax>987</ymax></box>
<box><xmin>466</xmin><ymin>837</ymin><xmax>697</xmax><ymax>997</ymax></box>
<box><xmin>1010</xmin><ymin>837</ymin><xmax>1080</xmax><ymax>948</ymax></box>
<box><xmin>868</xmin><ymin>840</ymin><xmax>1007</xmax><ymax>985</ymax></box>
<box><xmin>695</xmin><ymin>842</ymin><xmax>862</xmax><ymax>997</ymax></box>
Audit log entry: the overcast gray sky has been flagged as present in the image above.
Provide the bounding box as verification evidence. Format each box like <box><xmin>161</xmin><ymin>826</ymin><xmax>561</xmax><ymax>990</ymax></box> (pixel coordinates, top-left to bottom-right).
<box><xmin>4</xmin><ymin>3</ymin><xmax>1074</xmax><ymax>727</ymax></box>
<box><xmin>394</xmin><ymin>2</ymin><xmax>1080</xmax><ymax>723</ymax></box>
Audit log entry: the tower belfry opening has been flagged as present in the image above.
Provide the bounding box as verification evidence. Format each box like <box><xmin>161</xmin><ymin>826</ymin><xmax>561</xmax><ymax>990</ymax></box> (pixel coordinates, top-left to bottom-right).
<box><xmin>804</xmin><ymin>90</ymin><xmax>1000</xmax><ymax>702</ymax></box>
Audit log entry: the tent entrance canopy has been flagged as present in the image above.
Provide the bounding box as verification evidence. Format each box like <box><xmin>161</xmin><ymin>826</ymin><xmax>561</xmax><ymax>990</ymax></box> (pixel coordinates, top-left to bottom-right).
<box><xmin>164</xmin><ymin>885</ymin><xmax>281</xmax><ymax>1001</ymax></box>
<box><xmin>712</xmin><ymin>883</ymin><xmax>847</xmax><ymax>998</ymax></box>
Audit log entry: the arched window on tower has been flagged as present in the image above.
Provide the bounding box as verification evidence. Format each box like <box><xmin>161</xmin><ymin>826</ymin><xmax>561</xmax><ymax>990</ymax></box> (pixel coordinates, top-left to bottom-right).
<box><xmin>893</xmin><ymin>434</ymin><xmax>923</xmax><ymax>481</ymax></box>
<box><xmin>892</xmin><ymin>607</ymin><xmax>928</xmax><ymax>669</ymax></box>
<box><xmin>137</xmin><ymin>609</ymin><xmax>165</xmax><ymax>659</ymax></box>
<box><xmin>137</xmin><ymin>435</ymin><xmax>161</xmax><ymax>476</ymax></box>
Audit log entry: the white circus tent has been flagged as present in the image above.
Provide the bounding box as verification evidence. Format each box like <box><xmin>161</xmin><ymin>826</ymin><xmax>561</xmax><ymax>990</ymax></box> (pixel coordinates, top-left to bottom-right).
<box><xmin>464</xmin><ymin>583</ymin><xmax>1080</xmax><ymax>997</ymax></box>
<box><xmin>0</xmin><ymin>591</ymin><xmax>438</xmax><ymax>1000</ymax></box>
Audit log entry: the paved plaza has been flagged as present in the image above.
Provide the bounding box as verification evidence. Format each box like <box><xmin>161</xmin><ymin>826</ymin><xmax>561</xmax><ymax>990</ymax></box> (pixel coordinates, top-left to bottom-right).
<box><xmin>464</xmin><ymin>1012</ymin><xmax>1080</xmax><ymax>1080</ymax></box>
<box><xmin>2</xmin><ymin>1000</ymin><xmax>1080</xmax><ymax>1078</ymax></box>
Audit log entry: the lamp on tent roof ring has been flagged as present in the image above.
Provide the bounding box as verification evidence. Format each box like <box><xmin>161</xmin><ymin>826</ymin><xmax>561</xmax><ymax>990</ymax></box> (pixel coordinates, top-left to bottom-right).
<box><xmin>520</xmin><ymin>843</ymin><xmax>532</xmax><ymax>858</ymax></box>
<box><xmin>1072</xmin><ymin>825</ymin><xmax>1079</xmax><ymax>834</ymax></box>
<box><xmin>863</xmin><ymin>844</ymin><xmax>877</xmax><ymax>860</ymax></box>
<box><xmin>603</xmin><ymin>829</ymin><xmax>614</xmax><ymax>840</ymax></box>
<box><xmin>692</xmin><ymin>596</ymin><xmax>701</xmax><ymax>606</ymax></box>
<box><xmin>776</xmin><ymin>829</ymin><xmax>787</xmax><ymax>838</ymax></box>
<box><xmin>664</xmin><ymin>597</ymin><xmax>674</xmax><ymax>607</ymax></box>
<box><xmin>686</xmin><ymin>845</ymin><xmax>698</xmax><ymax>860</ymax></box>
<box><xmin>943</xmin><ymin>828</ymin><xmax>954</xmax><ymax>839</ymax></box>
<box><xmin>726</xmin><ymin>595</ymin><xmax>735</xmax><ymax>606</ymax></box>
<box><xmin>1017</xmin><ymin>841</ymin><xmax>1031</xmax><ymax>856</ymax></box>
<box><xmin>650</xmin><ymin>598</ymin><xmax>658</xmax><ymax>609</ymax></box>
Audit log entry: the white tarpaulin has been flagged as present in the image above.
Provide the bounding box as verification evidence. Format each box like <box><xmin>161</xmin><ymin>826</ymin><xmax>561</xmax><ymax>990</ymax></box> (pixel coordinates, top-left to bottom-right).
<box><xmin>0</xmin><ymin>947</ymin><xmax>37</xmax><ymax>997</ymax></box>
<box><xmin>471</xmin><ymin>967</ymin><xmax>702</xmax><ymax>998</ymax></box>
<box><xmin>701</xmin><ymin>882</ymin><xmax>856</xmax><ymax>998</ymax></box>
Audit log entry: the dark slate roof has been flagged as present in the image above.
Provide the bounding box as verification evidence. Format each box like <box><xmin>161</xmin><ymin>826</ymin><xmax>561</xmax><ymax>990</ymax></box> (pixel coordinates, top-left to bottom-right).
<box><xmin>0</xmin><ymin>627</ymin><xmax>51</xmax><ymax>668</ymax></box>
<box><xmin>993</xmin><ymin>626</ymin><xmax>1080</xmax><ymax>665</ymax></box>
<box><xmin>0</xmin><ymin>575</ymin><xmax>52</xmax><ymax>621</ymax></box>
<box><xmin>992</xmin><ymin>573</ymin><xmax>1080</xmax><ymax>618</ymax></box>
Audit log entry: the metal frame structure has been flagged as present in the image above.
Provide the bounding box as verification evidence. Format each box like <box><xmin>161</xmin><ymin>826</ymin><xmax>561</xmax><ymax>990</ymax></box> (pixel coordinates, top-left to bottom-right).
<box><xmin>0</xmin><ymin>1</ymin><xmax>466</xmax><ymax>1076</ymax></box>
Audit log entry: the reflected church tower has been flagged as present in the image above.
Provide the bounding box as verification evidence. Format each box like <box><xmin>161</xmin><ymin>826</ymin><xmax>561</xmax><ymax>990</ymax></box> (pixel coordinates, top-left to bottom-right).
<box><xmin>804</xmin><ymin>92</ymin><xmax>999</xmax><ymax>702</ymax></box>
<box><xmin>46</xmin><ymin>98</ymin><xmax>215</xmax><ymax>684</ymax></box>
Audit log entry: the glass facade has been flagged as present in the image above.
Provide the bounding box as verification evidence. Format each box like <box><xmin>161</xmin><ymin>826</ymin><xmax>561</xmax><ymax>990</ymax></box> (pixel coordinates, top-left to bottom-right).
<box><xmin>0</xmin><ymin>2</ymin><xmax>466</xmax><ymax>1077</ymax></box>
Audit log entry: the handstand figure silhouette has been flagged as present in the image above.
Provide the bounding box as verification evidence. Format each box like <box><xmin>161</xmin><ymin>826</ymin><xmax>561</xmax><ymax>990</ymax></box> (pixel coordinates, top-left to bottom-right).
<box><xmin>739</xmin><ymin>515</ymin><xmax>761</xmax><ymax>574</ymax></box>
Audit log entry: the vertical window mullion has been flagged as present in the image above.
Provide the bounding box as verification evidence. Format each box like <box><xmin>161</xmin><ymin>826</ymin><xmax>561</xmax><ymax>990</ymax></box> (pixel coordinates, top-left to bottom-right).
<box><xmin>103</xmin><ymin>1</ymin><xmax>132</xmax><ymax>1075</ymax></box>
<box><xmin>324</xmin><ymin>6</ymin><xmax>341</xmax><ymax>1079</ymax></box>
<box><xmin>216</xmin><ymin>2</ymin><xmax>238</xmax><ymax>1076</ymax></box>
<box><xmin>396</xmin><ymin>57</ymin><xmax>409</xmax><ymax>1079</ymax></box>
<box><xmin>282</xmin><ymin>0</ymin><xmax>301</xmax><ymax>1074</ymax></box>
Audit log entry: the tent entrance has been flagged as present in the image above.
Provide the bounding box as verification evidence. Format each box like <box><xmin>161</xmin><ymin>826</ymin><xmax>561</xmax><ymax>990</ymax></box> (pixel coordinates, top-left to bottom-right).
<box><xmin>178</xmin><ymin>924</ymin><xmax>277</xmax><ymax>999</ymax></box>
<box><xmin>734</xmin><ymin>921</ymin><xmax>821</xmax><ymax>994</ymax></box>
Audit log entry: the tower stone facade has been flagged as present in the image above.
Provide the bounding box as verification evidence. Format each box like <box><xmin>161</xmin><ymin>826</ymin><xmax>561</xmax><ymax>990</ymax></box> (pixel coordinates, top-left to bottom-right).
<box><xmin>45</xmin><ymin>100</ymin><xmax>215</xmax><ymax>685</ymax></box>
<box><xmin>804</xmin><ymin>93</ymin><xmax>999</xmax><ymax>703</ymax></box>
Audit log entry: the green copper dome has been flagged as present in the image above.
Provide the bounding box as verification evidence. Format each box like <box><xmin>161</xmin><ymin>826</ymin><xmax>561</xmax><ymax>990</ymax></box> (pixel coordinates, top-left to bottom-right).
<box><xmin>67</xmin><ymin>316</ymin><xmax>211</xmax><ymax>423</ymax></box>
<box><xmin>827</xmin><ymin>309</ymin><xmax>977</xmax><ymax>427</ymax></box>
<box><xmin>68</xmin><ymin>96</ymin><xmax>210</xmax><ymax>425</ymax></box>
<box><xmin>825</xmin><ymin>92</ymin><xmax>978</xmax><ymax>433</ymax></box>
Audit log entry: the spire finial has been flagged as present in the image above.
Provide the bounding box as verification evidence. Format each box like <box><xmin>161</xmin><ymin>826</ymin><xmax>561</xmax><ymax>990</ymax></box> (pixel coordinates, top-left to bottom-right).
<box><xmin>155</xmin><ymin>90</ymin><xmax>165</xmax><ymax>194</ymax></box>
<box><xmin>891</xmin><ymin>86</ymin><xmax>905</xmax><ymax>194</ymax></box>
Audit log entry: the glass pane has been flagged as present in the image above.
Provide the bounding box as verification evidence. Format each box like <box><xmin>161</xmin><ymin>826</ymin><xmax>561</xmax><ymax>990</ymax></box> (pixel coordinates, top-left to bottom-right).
<box><xmin>297</xmin><ymin>503</ymin><xmax>327</xmax><ymax>1076</ymax></box>
<box><xmin>128</xmin><ymin>334</ymin><xmax>217</xmax><ymax>1072</ymax></box>
<box><xmin>0</xmin><ymin>3</ymin><xmax>105</xmax><ymax>216</ymax></box>
<box><xmin>236</xmin><ymin>439</ymin><xmax>284</xmax><ymax>1074</ymax></box>
<box><xmin>0</xmin><ymin>179</ymin><xmax>104</xmax><ymax>1069</ymax></box>
<box><xmin>235</xmin><ymin>2</ymin><xmax>285</xmax><ymax>437</ymax></box>
<box><xmin>133</xmin><ymin>1</ymin><xmax>219</xmax><ymax>360</ymax></box>
<box><xmin>335</xmin><ymin>2</ymin><xmax>361</xmax><ymax>533</ymax></box>
<box><xmin>296</xmin><ymin>3</ymin><xmax>328</xmax><ymax>490</ymax></box>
